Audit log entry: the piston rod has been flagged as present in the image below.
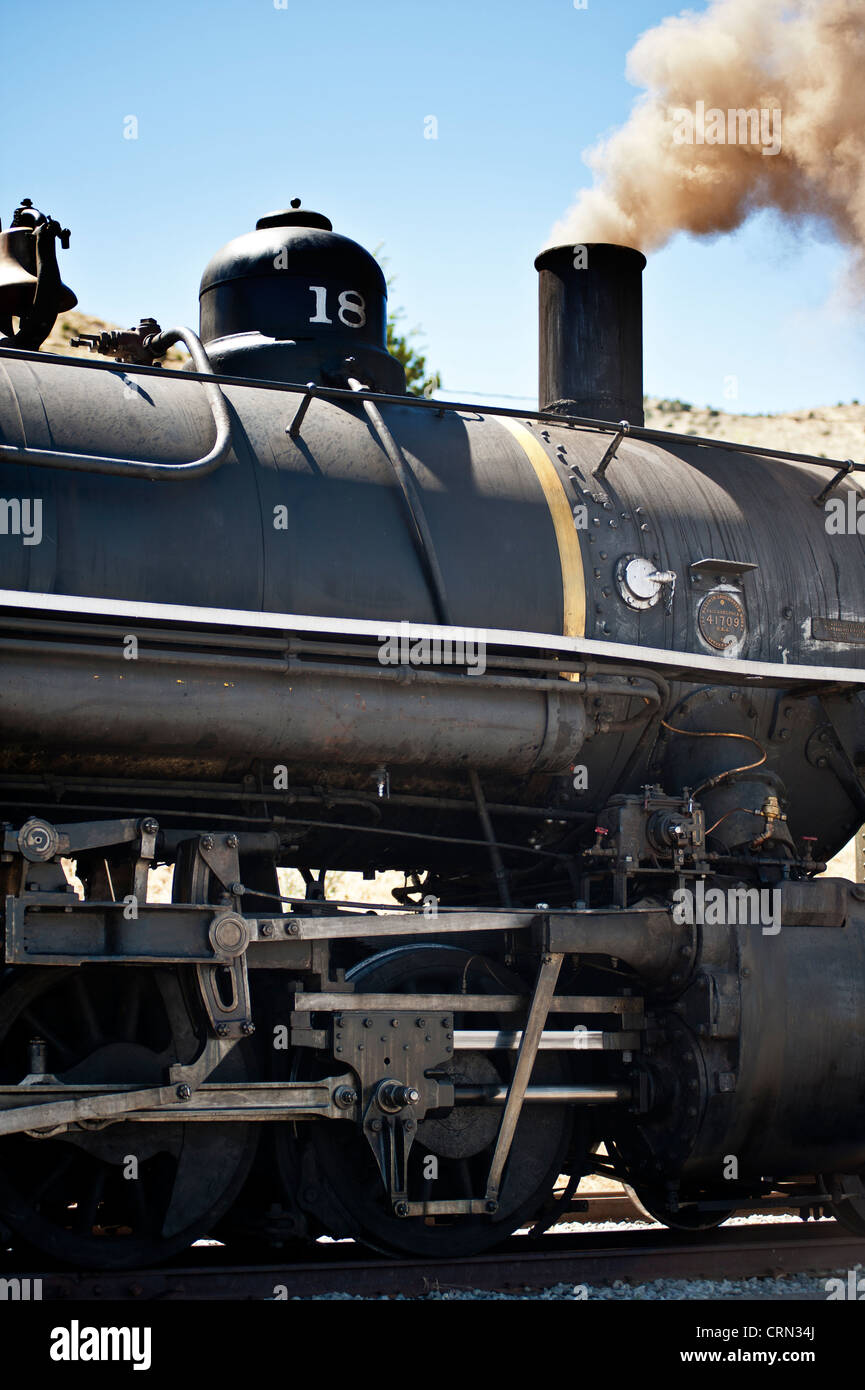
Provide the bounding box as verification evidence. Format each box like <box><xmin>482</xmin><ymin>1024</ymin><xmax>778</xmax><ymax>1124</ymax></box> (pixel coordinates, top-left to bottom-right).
<box><xmin>454</xmin><ymin>1028</ymin><xmax>639</xmax><ymax>1051</ymax></box>
<box><xmin>454</xmin><ymin>1084</ymin><xmax>629</xmax><ymax>1104</ymax></box>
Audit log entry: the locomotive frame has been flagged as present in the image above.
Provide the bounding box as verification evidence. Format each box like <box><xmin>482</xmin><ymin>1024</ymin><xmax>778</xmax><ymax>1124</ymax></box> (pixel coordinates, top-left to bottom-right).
<box><xmin>1</xmin><ymin>199</ymin><xmax>865</xmax><ymax>1267</ymax></box>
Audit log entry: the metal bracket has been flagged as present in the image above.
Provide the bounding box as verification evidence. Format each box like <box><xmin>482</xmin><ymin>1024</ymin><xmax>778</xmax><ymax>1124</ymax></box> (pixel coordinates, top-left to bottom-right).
<box><xmin>197</xmin><ymin>832</ymin><xmax>242</xmax><ymax>896</ymax></box>
<box><xmin>323</xmin><ymin>1009</ymin><xmax>454</xmax><ymax>1211</ymax></box>
<box><xmin>132</xmin><ymin>816</ymin><xmax>159</xmax><ymax>903</ymax></box>
<box><xmin>813</xmin><ymin>459</ymin><xmax>856</xmax><ymax>507</ymax></box>
<box><xmin>287</xmin><ymin>381</ymin><xmax>317</xmax><ymax>438</ymax></box>
<box><xmin>8</xmin><ymin>815</ymin><xmax>148</xmax><ymax>862</ymax></box>
<box><xmin>364</xmin><ymin>1098</ymin><xmax>418</xmax><ymax>1217</ymax></box>
<box><xmin>196</xmin><ymin>955</ymin><xmax>254</xmax><ymax>1039</ymax></box>
<box><xmin>593</xmin><ymin>420</ymin><xmax>630</xmax><ymax>481</ymax></box>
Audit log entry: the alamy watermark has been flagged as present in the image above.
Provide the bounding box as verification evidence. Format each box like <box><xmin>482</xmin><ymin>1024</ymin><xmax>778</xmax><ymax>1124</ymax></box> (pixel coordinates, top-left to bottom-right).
<box><xmin>0</xmin><ymin>1276</ymin><xmax>42</xmax><ymax>1300</ymax></box>
<box><xmin>672</xmin><ymin>882</ymin><xmax>780</xmax><ymax>935</ymax></box>
<box><xmin>378</xmin><ymin>621</ymin><xmax>486</xmax><ymax>675</ymax></box>
<box><xmin>825</xmin><ymin>1268</ymin><xmax>865</xmax><ymax>1300</ymax></box>
<box><xmin>671</xmin><ymin>101</ymin><xmax>781</xmax><ymax>157</ymax></box>
<box><xmin>0</xmin><ymin>497</ymin><xmax>42</xmax><ymax>545</ymax></box>
<box><xmin>50</xmin><ymin>1321</ymin><xmax>151</xmax><ymax>1370</ymax></box>
<box><xmin>824</xmin><ymin>490</ymin><xmax>865</xmax><ymax>535</ymax></box>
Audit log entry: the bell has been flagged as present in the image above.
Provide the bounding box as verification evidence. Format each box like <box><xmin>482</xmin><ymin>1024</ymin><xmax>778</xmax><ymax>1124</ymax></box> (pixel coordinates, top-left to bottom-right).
<box><xmin>0</xmin><ymin>223</ymin><xmax>77</xmax><ymax>319</ymax></box>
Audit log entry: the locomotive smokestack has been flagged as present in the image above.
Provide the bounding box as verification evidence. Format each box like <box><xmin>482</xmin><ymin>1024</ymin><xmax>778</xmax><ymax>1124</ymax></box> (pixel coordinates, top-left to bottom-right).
<box><xmin>534</xmin><ymin>243</ymin><xmax>645</xmax><ymax>426</ymax></box>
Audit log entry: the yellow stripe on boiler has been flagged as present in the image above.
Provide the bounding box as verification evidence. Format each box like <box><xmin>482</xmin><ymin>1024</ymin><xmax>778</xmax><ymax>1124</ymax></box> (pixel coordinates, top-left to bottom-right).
<box><xmin>498</xmin><ymin>417</ymin><xmax>587</xmax><ymax>653</ymax></box>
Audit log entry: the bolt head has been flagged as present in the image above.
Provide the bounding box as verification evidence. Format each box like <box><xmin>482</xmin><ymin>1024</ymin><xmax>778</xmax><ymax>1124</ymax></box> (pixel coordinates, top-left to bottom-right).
<box><xmin>201</xmin><ymin>835</ymin><xmax>214</xmax><ymax>851</ymax></box>
<box><xmin>370</xmin><ymin>1118</ymin><xmax>383</xmax><ymax>1133</ymax></box>
<box><xmin>394</xmin><ymin>1202</ymin><xmax>409</xmax><ymax>1218</ymax></box>
<box><xmin>415</xmin><ymin>1017</ymin><xmax>426</xmax><ymax>1028</ymax></box>
<box><xmin>287</xmin><ymin>922</ymin><xmax>300</xmax><ymax>935</ymax></box>
<box><xmin>176</xmin><ymin>1084</ymin><xmax>191</xmax><ymax>1101</ymax></box>
<box><xmin>215</xmin><ymin>1023</ymin><xmax>230</xmax><ymax>1037</ymax></box>
<box><xmin>485</xmin><ymin>1200</ymin><xmax>498</xmax><ymax>1214</ymax></box>
<box><xmin>241</xmin><ymin>1022</ymin><xmax>255</xmax><ymax>1035</ymax></box>
<box><xmin>226</xmin><ymin>833</ymin><xmax>238</xmax><ymax>849</ymax></box>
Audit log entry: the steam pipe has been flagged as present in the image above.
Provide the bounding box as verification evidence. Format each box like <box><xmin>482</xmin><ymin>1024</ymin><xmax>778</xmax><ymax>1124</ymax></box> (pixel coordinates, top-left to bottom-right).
<box><xmin>0</xmin><ymin>327</ymin><xmax>233</xmax><ymax>479</ymax></box>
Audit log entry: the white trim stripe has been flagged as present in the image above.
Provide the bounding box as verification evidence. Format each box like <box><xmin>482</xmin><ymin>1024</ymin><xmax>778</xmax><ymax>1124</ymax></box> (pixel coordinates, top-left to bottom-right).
<box><xmin>0</xmin><ymin>588</ymin><xmax>861</xmax><ymax>687</ymax></box>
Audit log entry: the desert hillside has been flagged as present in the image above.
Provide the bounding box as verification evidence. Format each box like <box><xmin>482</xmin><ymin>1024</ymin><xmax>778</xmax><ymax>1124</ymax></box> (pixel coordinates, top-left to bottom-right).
<box><xmin>644</xmin><ymin>396</ymin><xmax>864</xmax><ymax>461</ymax></box>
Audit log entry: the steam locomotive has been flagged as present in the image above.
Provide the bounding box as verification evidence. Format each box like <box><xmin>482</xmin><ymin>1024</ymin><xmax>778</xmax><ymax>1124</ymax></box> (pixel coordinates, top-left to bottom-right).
<box><xmin>0</xmin><ymin>194</ymin><xmax>864</xmax><ymax>1269</ymax></box>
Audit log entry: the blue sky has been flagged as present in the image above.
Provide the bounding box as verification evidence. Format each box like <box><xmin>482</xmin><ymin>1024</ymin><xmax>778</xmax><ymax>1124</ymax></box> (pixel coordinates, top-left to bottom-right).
<box><xmin>1</xmin><ymin>0</ymin><xmax>862</xmax><ymax>413</ymax></box>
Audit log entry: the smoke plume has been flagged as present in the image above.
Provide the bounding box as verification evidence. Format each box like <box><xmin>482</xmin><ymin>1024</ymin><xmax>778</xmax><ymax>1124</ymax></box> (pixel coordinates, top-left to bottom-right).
<box><xmin>550</xmin><ymin>0</ymin><xmax>865</xmax><ymax>276</ymax></box>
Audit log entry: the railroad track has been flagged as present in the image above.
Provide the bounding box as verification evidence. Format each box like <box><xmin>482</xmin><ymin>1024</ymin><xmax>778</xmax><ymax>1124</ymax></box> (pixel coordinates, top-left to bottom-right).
<box><xmin>10</xmin><ymin>1219</ymin><xmax>863</xmax><ymax>1301</ymax></box>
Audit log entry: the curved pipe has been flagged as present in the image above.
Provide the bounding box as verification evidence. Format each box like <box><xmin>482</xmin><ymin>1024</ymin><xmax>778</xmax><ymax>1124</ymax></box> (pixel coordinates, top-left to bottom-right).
<box><xmin>348</xmin><ymin>377</ymin><xmax>452</xmax><ymax>625</ymax></box>
<box><xmin>0</xmin><ymin>327</ymin><xmax>233</xmax><ymax>480</ymax></box>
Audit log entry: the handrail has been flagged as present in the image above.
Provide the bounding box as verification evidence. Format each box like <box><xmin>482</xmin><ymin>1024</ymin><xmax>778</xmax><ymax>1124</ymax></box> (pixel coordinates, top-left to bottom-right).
<box><xmin>0</xmin><ymin>342</ymin><xmax>858</xmax><ymax>475</ymax></box>
<box><xmin>0</xmin><ymin>328</ymin><xmax>233</xmax><ymax>480</ymax></box>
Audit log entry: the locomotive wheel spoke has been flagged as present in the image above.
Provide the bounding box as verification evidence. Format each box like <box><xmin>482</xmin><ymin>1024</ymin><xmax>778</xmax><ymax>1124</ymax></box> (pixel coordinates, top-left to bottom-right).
<box><xmin>130</xmin><ymin>1176</ymin><xmax>150</xmax><ymax>1229</ymax></box>
<box><xmin>0</xmin><ymin>964</ymin><xmax>258</xmax><ymax>1268</ymax></box>
<box><xmin>74</xmin><ymin>1167</ymin><xmax>106</xmax><ymax>1232</ymax></box>
<box><xmin>19</xmin><ymin>1010</ymin><xmax>76</xmax><ymax>1067</ymax></box>
<box><xmin>72</xmin><ymin>973</ymin><xmax>102</xmax><ymax>1048</ymax></box>
<box><xmin>120</xmin><ymin>975</ymin><xmax>143</xmax><ymax>1042</ymax></box>
<box><xmin>29</xmin><ymin>1150</ymin><xmax>77</xmax><ymax>1204</ymax></box>
<box><xmin>454</xmin><ymin>1158</ymin><xmax>473</xmax><ymax>1197</ymax></box>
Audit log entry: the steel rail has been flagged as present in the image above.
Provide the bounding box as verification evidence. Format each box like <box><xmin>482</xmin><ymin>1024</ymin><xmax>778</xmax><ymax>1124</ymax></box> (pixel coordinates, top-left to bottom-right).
<box><xmin>12</xmin><ymin>1221</ymin><xmax>860</xmax><ymax>1301</ymax></box>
